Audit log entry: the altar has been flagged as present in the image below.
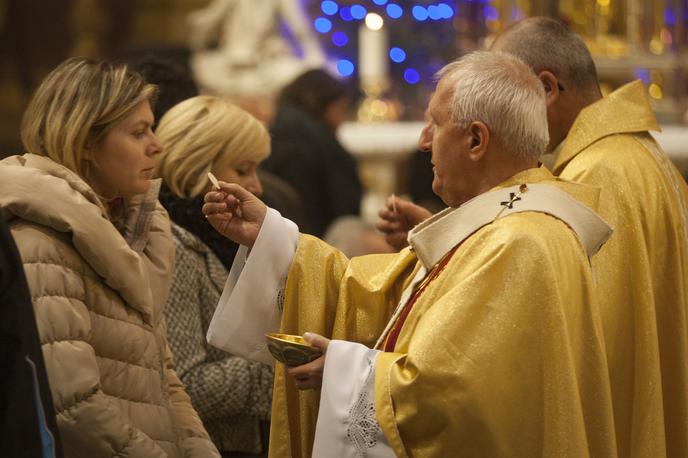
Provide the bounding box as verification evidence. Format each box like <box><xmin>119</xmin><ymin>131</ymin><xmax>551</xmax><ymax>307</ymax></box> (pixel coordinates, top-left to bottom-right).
<box><xmin>339</xmin><ymin>121</ymin><xmax>688</xmax><ymax>221</ymax></box>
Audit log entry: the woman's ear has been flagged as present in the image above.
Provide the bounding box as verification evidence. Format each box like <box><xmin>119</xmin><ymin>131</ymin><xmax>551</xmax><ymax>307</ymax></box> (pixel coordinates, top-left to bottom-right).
<box><xmin>82</xmin><ymin>135</ymin><xmax>98</xmax><ymax>160</ymax></box>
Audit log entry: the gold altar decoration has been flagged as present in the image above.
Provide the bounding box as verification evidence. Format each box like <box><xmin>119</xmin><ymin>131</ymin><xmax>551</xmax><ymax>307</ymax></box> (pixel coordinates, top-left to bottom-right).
<box><xmin>472</xmin><ymin>0</ymin><xmax>687</xmax><ymax>123</ymax></box>
<box><xmin>357</xmin><ymin>81</ymin><xmax>403</xmax><ymax>122</ymax></box>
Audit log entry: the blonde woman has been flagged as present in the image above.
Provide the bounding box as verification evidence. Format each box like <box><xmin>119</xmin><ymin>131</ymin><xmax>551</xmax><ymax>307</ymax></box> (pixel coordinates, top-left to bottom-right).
<box><xmin>155</xmin><ymin>96</ymin><xmax>274</xmax><ymax>457</ymax></box>
<box><xmin>0</xmin><ymin>58</ymin><xmax>219</xmax><ymax>457</ymax></box>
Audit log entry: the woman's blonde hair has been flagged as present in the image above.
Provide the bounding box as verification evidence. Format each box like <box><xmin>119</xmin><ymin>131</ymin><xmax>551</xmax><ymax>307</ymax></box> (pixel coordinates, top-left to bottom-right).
<box><xmin>154</xmin><ymin>95</ymin><xmax>270</xmax><ymax>198</ymax></box>
<box><xmin>20</xmin><ymin>57</ymin><xmax>156</xmax><ymax>178</ymax></box>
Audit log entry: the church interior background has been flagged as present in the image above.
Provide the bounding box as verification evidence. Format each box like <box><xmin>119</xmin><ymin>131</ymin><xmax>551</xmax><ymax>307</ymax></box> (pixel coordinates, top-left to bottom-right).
<box><xmin>1</xmin><ymin>0</ymin><xmax>686</xmax><ymax>216</ymax></box>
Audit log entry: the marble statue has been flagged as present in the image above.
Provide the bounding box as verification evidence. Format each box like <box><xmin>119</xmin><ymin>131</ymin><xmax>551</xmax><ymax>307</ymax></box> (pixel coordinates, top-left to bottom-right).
<box><xmin>188</xmin><ymin>0</ymin><xmax>326</xmax><ymax>97</ymax></box>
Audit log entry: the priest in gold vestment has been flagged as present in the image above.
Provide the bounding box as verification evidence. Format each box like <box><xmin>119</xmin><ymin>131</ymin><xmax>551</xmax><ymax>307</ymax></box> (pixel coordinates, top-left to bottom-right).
<box><xmin>492</xmin><ymin>18</ymin><xmax>688</xmax><ymax>457</ymax></box>
<box><xmin>203</xmin><ymin>52</ymin><xmax>618</xmax><ymax>457</ymax></box>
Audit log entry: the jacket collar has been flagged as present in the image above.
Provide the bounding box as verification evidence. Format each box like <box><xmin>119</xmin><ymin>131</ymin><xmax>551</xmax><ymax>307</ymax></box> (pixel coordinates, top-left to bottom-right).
<box><xmin>553</xmin><ymin>80</ymin><xmax>660</xmax><ymax>174</ymax></box>
<box><xmin>0</xmin><ymin>154</ymin><xmax>171</xmax><ymax>323</ymax></box>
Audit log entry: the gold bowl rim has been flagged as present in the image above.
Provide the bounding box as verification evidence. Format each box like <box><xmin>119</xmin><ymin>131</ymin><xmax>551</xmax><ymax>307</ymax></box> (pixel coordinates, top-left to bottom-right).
<box><xmin>265</xmin><ymin>332</ymin><xmax>318</xmax><ymax>349</ymax></box>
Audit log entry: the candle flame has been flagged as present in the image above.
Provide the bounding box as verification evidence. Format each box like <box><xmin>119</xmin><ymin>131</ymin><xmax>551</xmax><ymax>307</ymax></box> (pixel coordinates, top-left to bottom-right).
<box><xmin>365</xmin><ymin>13</ymin><xmax>384</xmax><ymax>30</ymax></box>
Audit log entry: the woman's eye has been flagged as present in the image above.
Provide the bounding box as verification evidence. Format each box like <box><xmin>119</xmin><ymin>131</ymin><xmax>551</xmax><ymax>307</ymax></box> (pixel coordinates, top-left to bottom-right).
<box><xmin>133</xmin><ymin>130</ymin><xmax>145</xmax><ymax>138</ymax></box>
<box><xmin>237</xmin><ymin>169</ymin><xmax>248</xmax><ymax>176</ymax></box>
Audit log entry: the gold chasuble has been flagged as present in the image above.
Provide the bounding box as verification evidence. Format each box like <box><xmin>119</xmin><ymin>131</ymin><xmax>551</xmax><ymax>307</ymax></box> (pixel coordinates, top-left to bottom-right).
<box><xmin>552</xmin><ymin>81</ymin><xmax>688</xmax><ymax>457</ymax></box>
<box><xmin>268</xmin><ymin>167</ymin><xmax>618</xmax><ymax>457</ymax></box>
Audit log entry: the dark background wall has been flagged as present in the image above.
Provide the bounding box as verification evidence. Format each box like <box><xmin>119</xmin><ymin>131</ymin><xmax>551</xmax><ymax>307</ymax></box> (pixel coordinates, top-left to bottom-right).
<box><xmin>0</xmin><ymin>0</ymin><xmax>207</xmax><ymax>158</ymax></box>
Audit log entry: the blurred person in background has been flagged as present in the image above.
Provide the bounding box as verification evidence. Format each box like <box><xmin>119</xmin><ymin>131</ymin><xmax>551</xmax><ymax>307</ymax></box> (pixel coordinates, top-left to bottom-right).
<box><xmin>263</xmin><ymin>68</ymin><xmax>362</xmax><ymax>237</ymax></box>
<box><xmin>323</xmin><ymin>215</ymin><xmax>394</xmax><ymax>258</ymax></box>
<box><xmin>129</xmin><ymin>53</ymin><xmax>199</xmax><ymax>125</ymax></box>
<box><xmin>0</xmin><ymin>57</ymin><xmax>219</xmax><ymax>458</ymax></box>
<box><xmin>155</xmin><ymin>95</ymin><xmax>275</xmax><ymax>457</ymax></box>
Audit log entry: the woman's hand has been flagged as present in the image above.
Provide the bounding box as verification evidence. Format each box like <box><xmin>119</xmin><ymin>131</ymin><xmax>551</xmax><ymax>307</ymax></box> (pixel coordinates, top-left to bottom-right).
<box><xmin>376</xmin><ymin>195</ymin><xmax>433</xmax><ymax>250</ymax></box>
<box><xmin>285</xmin><ymin>332</ymin><xmax>330</xmax><ymax>390</ymax></box>
<box><xmin>202</xmin><ymin>181</ymin><xmax>267</xmax><ymax>247</ymax></box>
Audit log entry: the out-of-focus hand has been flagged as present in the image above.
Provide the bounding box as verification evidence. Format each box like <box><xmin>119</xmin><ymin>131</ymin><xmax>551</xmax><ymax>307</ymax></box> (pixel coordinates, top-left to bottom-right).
<box><xmin>285</xmin><ymin>332</ymin><xmax>330</xmax><ymax>390</ymax></box>
<box><xmin>376</xmin><ymin>195</ymin><xmax>433</xmax><ymax>250</ymax></box>
<box><xmin>202</xmin><ymin>181</ymin><xmax>267</xmax><ymax>247</ymax></box>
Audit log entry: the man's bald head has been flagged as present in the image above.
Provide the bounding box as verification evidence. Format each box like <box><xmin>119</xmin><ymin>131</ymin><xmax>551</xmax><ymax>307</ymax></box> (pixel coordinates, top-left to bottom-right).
<box><xmin>492</xmin><ymin>17</ymin><xmax>600</xmax><ymax>95</ymax></box>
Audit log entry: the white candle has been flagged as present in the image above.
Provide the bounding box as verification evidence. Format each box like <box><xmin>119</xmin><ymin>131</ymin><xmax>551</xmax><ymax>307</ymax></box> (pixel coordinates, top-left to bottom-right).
<box><xmin>358</xmin><ymin>14</ymin><xmax>389</xmax><ymax>85</ymax></box>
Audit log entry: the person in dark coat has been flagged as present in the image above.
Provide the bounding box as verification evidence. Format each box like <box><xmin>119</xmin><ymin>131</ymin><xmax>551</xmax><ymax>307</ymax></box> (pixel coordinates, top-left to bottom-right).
<box><xmin>263</xmin><ymin>69</ymin><xmax>362</xmax><ymax>237</ymax></box>
<box><xmin>0</xmin><ymin>213</ymin><xmax>63</xmax><ymax>458</ymax></box>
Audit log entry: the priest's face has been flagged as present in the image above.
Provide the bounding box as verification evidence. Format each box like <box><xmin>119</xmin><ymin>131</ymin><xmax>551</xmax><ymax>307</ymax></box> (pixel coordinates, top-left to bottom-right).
<box><xmin>419</xmin><ymin>76</ymin><xmax>478</xmax><ymax>207</ymax></box>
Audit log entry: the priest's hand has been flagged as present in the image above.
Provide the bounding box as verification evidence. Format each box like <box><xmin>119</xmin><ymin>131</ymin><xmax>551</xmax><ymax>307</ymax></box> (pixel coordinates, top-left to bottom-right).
<box><xmin>202</xmin><ymin>182</ymin><xmax>267</xmax><ymax>248</ymax></box>
<box><xmin>286</xmin><ymin>332</ymin><xmax>330</xmax><ymax>390</ymax></box>
<box><xmin>376</xmin><ymin>195</ymin><xmax>433</xmax><ymax>250</ymax></box>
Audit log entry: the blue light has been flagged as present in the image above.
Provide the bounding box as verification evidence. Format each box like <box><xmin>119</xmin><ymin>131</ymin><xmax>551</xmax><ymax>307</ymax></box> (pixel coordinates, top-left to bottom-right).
<box><xmin>389</xmin><ymin>47</ymin><xmax>406</xmax><ymax>63</ymax></box>
<box><xmin>339</xmin><ymin>6</ymin><xmax>353</xmax><ymax>21</ymax></box>
<box><xmin>484</xmin><ymin>5</ymin><xmax>499</xmax><ymax>21</ymax></box>
<box><xmin>331</xmin><ymin>31</ymin><xmax>349</xmax><ymax>47</ymax></box>
<box><xmin>665</xmin><ymin>8</ymin><xmax>677</xmax><ymax>25</ymax></box>
<box><xmin>428</xmin><ymin>5</ymin><xmax>442</xmax><ymax>20</ymax></box>
<box><xmin>633</xmin><ymin>68</ymin><xmax>650</xmax><ymax>84</ymax></box>
<box><xmin>350</xmin><ymin>4</ymin><xmax>367</xmax><ymax>20</ymax></box>
<box><xmin>314</xmin><ymin>17</ymin><xmax>333</xmax><ymax>33</ymax></box>
<box><xmin>337</xmin><ymin>59</ymin><xmax>355</xmax><ymax>77</ymax></box>
<box><xmin>511</xmin><ymin>7</ymin><xmax>525</xmax><ymax>21</ymax></box>
<box><xmin>412</xmin><ymin>6</ymin><xmax>429</xmax><ymax>21</ymax></box>
<box><xmin>437</xmin><ymin>3</ymin><xmax>454</xmax><ymax>19</ymax></box>
<box><xmin>404</xmin><ymin>68</ymin><xmax>420</xmax><ymax>84</ymax></box>
<box><xmin>373</xmin><ymin>0</ymin><xmax>388</xmax><ymax>4</ymax></box>
<box><xmin>386</xmin><ymin>3</ymin><xmax>403</xmax><ymax>19</ymax></box>
<box><xmin>321</xmin><ymin>1</ymin><xmax>338</xmax><ymax>16</ymax></box>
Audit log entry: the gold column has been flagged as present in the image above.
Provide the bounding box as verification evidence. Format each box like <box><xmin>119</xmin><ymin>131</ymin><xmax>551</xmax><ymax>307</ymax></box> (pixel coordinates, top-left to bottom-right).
<box><xmin>626</xmin><ymin>0</ymin><xmax>643</xmax><ymax>54</ymax></box>
<box><xmin>649</xmin><ymin>0</ymin><xmax>668</xmax><ymax>54</ymax></box>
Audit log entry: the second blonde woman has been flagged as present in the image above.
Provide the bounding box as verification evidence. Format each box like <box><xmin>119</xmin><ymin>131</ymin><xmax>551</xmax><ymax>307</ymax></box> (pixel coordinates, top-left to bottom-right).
<box><xmin>154</xmin><ymin>96</ymin><xmax>274</xmax><ymax>457</ymax></box>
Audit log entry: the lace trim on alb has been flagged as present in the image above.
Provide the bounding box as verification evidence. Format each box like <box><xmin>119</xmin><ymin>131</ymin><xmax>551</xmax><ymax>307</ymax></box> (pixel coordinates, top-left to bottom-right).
<box><xmin>346</xmin><ymin>358</ymin><xmax>381</xmax><ymax>457</ymax></box>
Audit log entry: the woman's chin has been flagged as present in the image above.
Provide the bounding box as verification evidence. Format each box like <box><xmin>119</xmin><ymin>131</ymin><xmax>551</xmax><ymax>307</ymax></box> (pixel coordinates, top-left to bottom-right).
<box><xmin>121</xmin><ymin>180</ymin><xmax>152</xmax><ymax>198</ymax></box>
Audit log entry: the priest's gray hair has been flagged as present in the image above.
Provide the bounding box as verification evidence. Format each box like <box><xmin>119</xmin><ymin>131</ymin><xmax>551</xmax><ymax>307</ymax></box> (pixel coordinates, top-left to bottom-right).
<box><xmin>491</xmin><ymin>17</ymin><xmax>599</xmax><ymax>93</ymax></box>
<box><xmin>437</xmin><ymin>51</ymin><xmax>549</xmax><ymax>160</ymax></box>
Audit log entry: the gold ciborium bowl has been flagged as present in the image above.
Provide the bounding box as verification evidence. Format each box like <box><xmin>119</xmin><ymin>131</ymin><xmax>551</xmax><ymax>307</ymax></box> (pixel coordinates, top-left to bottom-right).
<box><xmin>265</xmin><ymin>333</ymin><xmax>322</xmax><ymax>366</ymax></box>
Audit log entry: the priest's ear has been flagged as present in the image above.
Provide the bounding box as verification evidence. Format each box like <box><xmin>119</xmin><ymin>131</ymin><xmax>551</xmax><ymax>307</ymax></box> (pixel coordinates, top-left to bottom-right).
<box><xmin>538</xmin><ymin>70</ymin><xmax>562</xmax><ymax>107</ymax></box>
<box><xmin>467</xmin><ymin>121</ymin><xmax>489</xmax><ymax>162</ymax></box>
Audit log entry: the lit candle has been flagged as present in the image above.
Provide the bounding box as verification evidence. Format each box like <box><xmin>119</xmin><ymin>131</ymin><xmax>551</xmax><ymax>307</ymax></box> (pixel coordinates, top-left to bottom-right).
<box><xmin>358</xmin><ymin>13</ymin><xmax>389</xmax><ymax>86</ymax></box>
